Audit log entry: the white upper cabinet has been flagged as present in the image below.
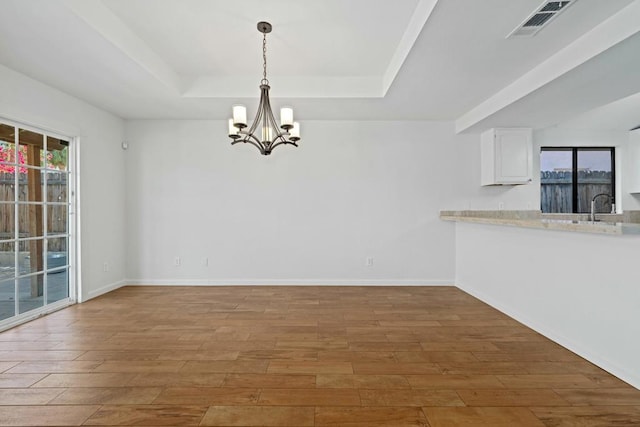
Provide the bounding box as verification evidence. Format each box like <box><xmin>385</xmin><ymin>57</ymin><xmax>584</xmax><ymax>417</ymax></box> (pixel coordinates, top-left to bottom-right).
<box><xmin>481</xmin><ymin>128</ymin><xmax>533</xmax><ymax>186</ymax></box>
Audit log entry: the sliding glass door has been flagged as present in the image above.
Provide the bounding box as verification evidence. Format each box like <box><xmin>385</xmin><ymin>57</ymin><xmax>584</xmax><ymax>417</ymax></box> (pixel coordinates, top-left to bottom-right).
<box><xmin>0</xmin><ymin>119</ymin><xmax>75</xmax><ymax>327</ymax></box>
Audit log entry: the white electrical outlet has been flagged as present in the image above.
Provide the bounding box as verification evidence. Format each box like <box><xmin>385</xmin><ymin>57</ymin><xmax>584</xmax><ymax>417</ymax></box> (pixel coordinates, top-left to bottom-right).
<box><xmin>103</xmin><ymin>262</ymin><xmax>109</xmax><ymax>272</ymax></box>
<box><xmin>366</xmin><ymin>257</ymin><xmax>374</xmax><ymax>267</ymax></box>
<box><xmin>174</xmin><ymin>257</ymin><xmax>181</xmax><ymax>266</ymax></box>
<box><xmin>204</xmin><ymin>257</ymin><xmax>209</xmax><ymax>267</ymax></box>
<box><xmin>526</xmin><ymin>202</ymin><xmax>532</xmax><ymax>210</ymax></box>
<box><xmin>498</xmin><ymin>202</ymin><xmax>505</xmax><ymax>210</ymax></box>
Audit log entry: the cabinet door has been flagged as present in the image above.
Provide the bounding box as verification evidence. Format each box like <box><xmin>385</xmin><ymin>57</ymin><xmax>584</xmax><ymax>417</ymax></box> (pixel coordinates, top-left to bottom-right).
<box><xmin>495</xmin><ymin>129</ymin><xmax>532</xmax><ymax>184</ymax></box>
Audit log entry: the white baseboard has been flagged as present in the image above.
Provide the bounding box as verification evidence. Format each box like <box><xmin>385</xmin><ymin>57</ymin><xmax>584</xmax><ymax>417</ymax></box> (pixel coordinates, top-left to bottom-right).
<box><xmin>85</xmin><ymin>280</ymin><xmax>126</xmax><ymax>301</ymax></box>
<box><xmin>125</xmin><ymin>278</ymin><xmax>455</xmax><ymax>287</ymax></box>
<box><xmin>457</xmin><ymin>281</ymin><xmax>640</xmax><ymax>390</ymax></box>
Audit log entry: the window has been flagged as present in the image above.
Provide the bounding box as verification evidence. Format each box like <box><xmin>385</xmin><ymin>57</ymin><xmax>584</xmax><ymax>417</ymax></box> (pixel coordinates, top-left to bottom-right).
<box><xmin>540</xmin><ymin>147</ymin><xmax>615</xmax><ymax>214</ymax></box>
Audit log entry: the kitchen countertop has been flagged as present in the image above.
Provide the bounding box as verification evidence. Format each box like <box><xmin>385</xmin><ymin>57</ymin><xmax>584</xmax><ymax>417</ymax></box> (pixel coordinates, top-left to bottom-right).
<box><xmin>440</xmin><ymin>210</ymin><xmax>640</xmax><ymax>235</ymax></box>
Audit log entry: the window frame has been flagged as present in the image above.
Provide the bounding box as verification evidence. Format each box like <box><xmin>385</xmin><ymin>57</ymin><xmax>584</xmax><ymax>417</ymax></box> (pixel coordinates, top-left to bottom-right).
<box><xmin>540</xmin><ymin>147</ymin><xmax>615</xmax><ymax>214</ymax></box>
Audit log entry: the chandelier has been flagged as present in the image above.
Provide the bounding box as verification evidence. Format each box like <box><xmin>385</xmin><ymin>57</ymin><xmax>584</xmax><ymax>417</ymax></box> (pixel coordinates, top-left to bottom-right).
<box><xmin>228</xmin><ymin>21</ymin><xmax>300</xmax><ymax>156</ymax></box>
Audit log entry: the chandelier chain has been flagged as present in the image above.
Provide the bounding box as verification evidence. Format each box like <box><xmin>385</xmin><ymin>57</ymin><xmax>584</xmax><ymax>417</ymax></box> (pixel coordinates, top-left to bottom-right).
<box><xmin>262</xmin><ymin>32</ymin><xmax>268</xmax><ymax>85</ymax></box>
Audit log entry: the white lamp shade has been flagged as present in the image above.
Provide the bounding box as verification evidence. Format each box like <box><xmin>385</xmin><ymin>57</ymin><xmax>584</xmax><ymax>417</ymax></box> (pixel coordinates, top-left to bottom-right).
<box><xmin>232</xmin><ymin>105</ymin><xmax>247</xmax><ymax>126</ymax></box>
<box><xmin>289</xmin><ymin>122</ymin><xmax>300</xmax><ymax>139</ymax></box>
<box><xmin>228</xmin><ymin>119</ymin><xmax>239</xmax><ymax>136</ymax></box>
<box><xmin>280</xmin><ymin>107</ymin><xmax>293</xmax><ymax>127</ymax></box>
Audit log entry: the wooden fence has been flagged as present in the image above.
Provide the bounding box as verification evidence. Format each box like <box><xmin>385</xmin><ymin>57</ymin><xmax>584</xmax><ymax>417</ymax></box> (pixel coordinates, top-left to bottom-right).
<box><xmin>541</xmin><ymin>171</ymin><xmax>613</xmax><ymax>213</ymax></box>
<box><xmin>0</xmin><ymin>172</ymin><xmax>67</xmax><ymax>251</ymax></box>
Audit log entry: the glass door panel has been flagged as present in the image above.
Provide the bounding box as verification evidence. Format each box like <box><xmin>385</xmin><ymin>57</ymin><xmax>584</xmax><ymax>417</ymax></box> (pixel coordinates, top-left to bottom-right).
<box><xmin>47</xmin><ymin>270</ymin><xmax>68</xmax><ymax>304</ymax></box>
<box><xmin>47</xmin><ymin>204</ymin><xmax>67</xmax><ymax>235</ymax></box>
<box><xmin>0</xmin><ymin>241</ymin><xmax>15</xmax><ymax>281</ymax></box>
<box><xmin>0</xmin><ymin>279</ymin><xmax>14</xmax><ymax>321</ymax></box>
<box><xmin>18</xmin><ymin>273</ymin><xmax>44</xmax><ymax>314</ymax></box>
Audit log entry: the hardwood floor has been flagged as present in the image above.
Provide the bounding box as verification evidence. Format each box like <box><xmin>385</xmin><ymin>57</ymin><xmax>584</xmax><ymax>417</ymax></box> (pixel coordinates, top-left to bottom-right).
<box><xmin>0</xmin><ymin>285</ymin><xmax>639</xmax><ymax>426</ymax></box>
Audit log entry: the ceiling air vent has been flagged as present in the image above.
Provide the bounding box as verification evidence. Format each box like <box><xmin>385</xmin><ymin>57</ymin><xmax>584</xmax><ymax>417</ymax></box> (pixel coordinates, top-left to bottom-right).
<box><xmin>507</xmin><ymin>1</ymin><xmax>575</xmax><ymax>38</ymax></box>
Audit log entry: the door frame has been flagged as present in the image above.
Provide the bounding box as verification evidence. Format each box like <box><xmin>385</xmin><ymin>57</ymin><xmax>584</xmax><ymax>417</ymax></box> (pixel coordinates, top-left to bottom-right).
<box><xmin>0</xmin><ymin>117</ymin><xmax>79</xmax><ymax>331</ymax></box>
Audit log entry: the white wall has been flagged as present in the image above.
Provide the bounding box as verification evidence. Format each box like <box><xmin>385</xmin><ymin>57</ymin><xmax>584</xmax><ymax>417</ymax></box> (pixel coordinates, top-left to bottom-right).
<box><xmin>0</xmin><ymin>65</ymin><xmax>126</xmax><ymax>301</ymax></box>
<box><xmin>442</xmin><ymin>132</ymin><xmax>537</xmax><ymax>211</ymax></box>
<box><xmin>124</xmin><ymin>120</ymin><xmax>457</xmax><ymax>284</ymax></box>
<box><xmin>445</xmin><ymin>127</ymin><xmax>634</xmax><ymax>211</ymax></box>
<box><xmin>455</xmin><ymin>221</ymin><xmax>640</xmax><ymax>389</ymax></box>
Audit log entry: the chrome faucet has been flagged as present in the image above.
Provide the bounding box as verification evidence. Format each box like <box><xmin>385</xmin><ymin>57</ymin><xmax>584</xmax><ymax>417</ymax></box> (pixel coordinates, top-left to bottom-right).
<box><xmin>590</xmin><ymin>193</ymin><xmax>613</xmax><ymax>222</ymax></box>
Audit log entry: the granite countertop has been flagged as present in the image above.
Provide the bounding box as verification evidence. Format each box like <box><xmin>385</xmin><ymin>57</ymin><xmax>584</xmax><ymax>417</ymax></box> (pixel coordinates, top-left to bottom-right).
<box><xmin>440</xmin><ymin>210</ymin><xmax>640</xmax><ymax>235</ymax></box>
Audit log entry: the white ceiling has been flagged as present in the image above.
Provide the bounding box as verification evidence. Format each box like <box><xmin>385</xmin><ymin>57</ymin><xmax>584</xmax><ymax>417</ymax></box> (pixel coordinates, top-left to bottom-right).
<box><xmin>0</xmin><ymin>0</ymin><xmax>639</xmax><ymax>132</ymax></box>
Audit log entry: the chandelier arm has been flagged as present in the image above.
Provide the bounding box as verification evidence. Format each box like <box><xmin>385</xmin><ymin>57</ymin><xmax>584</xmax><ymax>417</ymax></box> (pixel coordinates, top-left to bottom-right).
<box><xmin>234</xmin><ymin>127</ymin><xmax>267</xmax><ymax>147</ymax></box>
<box><xmin>243</xmin><ymin>132</ymin><xmax>268</xmax><ymax>150</ymax></box>
<box><xmin>231</xmin><ymin>137</ymin><xmax>266</xmax><ymax>154</ymax></box>
<box><xmin>269</xmin><ymin>140</ymin><xmax>299</xmax><ymax>151</ymax></box>
<box><xmin>246</xmin><ymin>107</ymin><xmax>263</xmax><ymax>138</ymax></box>
<box><xmin>261</xmin><ymin>86</ymin><xmax>284</xmax><ymax>142</ymax></box>
<box><xmin>245</xmin><ymin>85</ymin><xmax>269</xmax><ymax>138</ymax></box>
<box><xmin>262</xmin><ymin>92</ymin><xmax>280</xmax><ymax>132</ymax></box>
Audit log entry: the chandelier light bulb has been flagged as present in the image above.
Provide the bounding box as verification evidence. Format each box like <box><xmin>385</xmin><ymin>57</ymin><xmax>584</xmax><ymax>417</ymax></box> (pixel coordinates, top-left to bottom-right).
<box><xmin>262</xmin><ymin>126</ymin><xmax>273</xmax><ymax>143</ymax></box>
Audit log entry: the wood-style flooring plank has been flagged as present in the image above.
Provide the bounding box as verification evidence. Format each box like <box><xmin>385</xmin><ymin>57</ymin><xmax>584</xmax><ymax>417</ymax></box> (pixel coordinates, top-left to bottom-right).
<box><xmin>75</xmin><ymin>351</ymin><xmax>163</xmax><ymax>361</ymax></box>
<box><xmin>152</xmin><ymin>387</ymin><xmax>260</xmax><ymax>405</ymax></box>
<box><xmin>0</xmin><ymin>405</ymin><xmax>100</xmax><ymax>426</ymax></box>
<box><xmin>316</xmin><ymin>374</ymin><xmax>411</xmax><ymax>389</ymax></box>
<box><xmin>496</xmin><ymin>374</ymin><xmax>598</xmax><ymax>389</ymax></box>
<box><xmin>127</xmin><ymin>372</ymin><xmax>226</xmax><ymax>387</ymax></box>
<box><xmin>553</xmin><ymin>388</ymin><xmax>640</xmax><ymax>406</ymax></box>
<box><xmin>83</xmin><ymin>404</ymin><xmax>207</xmax><ymax>426</ymax></box>
<box><xmin>92</xmin><ymin>360</ymin><xmax>185</xmax><ymax>373</ymax></box>
<box><xmin>180</xmin><ymin>360</ymin><xmax>268</xmax><ymax>373</ymax></box>
<box><xmin>0</xmin><ymin>373</ymin><xmax>48</xmax><ymax>388</ymax></box>
<box><xmin>456</xmin><ymin>389</ymin><xmax>569</xmax><ymax>407</ymax></box>
<box><xmin>423</xmin><ymin>407</ymin><xmax>546</xmax><ymax>427</ymax></box>
<box><xmin>406</xmin><ymin>374</ymin><xmax>506</xmax><ymax>389</ymax></box>
<box><xmin>200</xmin><ymin>405</ymin><xmax>314</xmax><ymax>426</ymax></box>
<box><xmin>0</xmin><ymin>361</ymin><xmax>19</xmax><ymax>373</ymax></box>
<box><xmin>267</xmin><ymin>360</ymin><xmax>353</xmax><ymax>374</ymax></box>
<box><xmin>0</xmin><ymin>350</ymin><xmax>84</xmax><ymax>361</ymax></box>
<box><xmin>352</xmin><ymin>362</ymin><xmax>441</xmax><ymax>375</ymax></box>
<box><xmin>0</xmin><ymin>341</ymin><xmax>63</xmax><ymax>350</ymax></box>
<box><xmin>49</xmin><ymin>387</ymin><xmax>162</xmax><ymax>404</ymax></box>
<box><xmin>222</xmin><ymin>373</ymin><xmax>316</xmax><ymax>389</ymax></box>
<box><xmin>258</xmin><ymin>388</ymin><xmax>361</xmax><ymax>406</ymax></box>
<box><xmin>530</xmin><ymin>406</ymin><xmax>640</xmax><ymax>426</ymax></box>
<box><xmin>359</xmin><ymin>389</ymin><xmax>464</xmax><ymax>407</ymax></box>
<box><xmin>315</xmin><ymin>406</ymin><xmax>429</xmax><ymax>426</ymax></box>
<box><xmin>0</xmin><ymin>388</ymin><xmax>64</xmax><ymax>405</ymax></box>
<box><xmin>6</xmin><ymin>361</ymin><xmax>101</xmax><ymax>373</ymax></box>
<box><xmin>31</xmin><ymin>373</ymin><xmax>135</xmax><ymax>388</ymax></box>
